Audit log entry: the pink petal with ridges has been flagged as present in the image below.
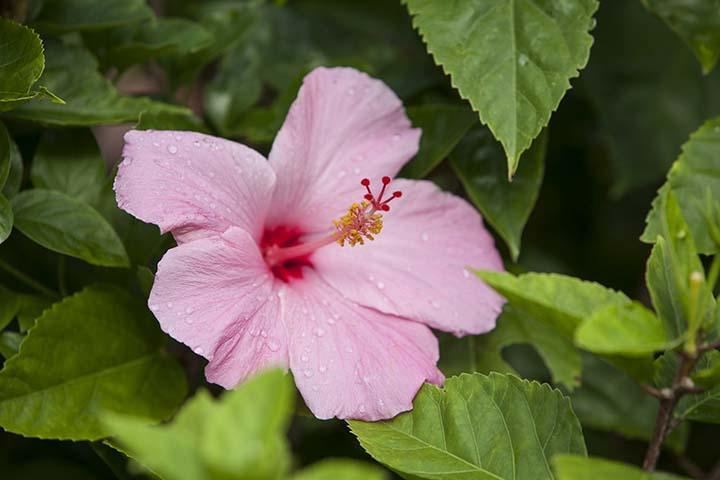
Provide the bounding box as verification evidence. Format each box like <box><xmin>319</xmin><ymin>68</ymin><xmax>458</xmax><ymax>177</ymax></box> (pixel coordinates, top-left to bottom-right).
<box><xmin>115</xmin><ymin>130</ymin><xmax>276</xmax><ymax>243</ymax></box>
<box><xmin>267</xmin><ymin>67</ymin><xmax>420</xmax><ymax>233</ymax></box>
<box><xmin>313</xmin><ymin>179</ymin><xmax>505</xmax><ymax>336</ymax></box>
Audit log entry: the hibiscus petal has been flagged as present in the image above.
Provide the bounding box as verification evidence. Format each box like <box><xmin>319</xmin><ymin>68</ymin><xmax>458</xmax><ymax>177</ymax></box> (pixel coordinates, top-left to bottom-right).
<box><xmin>149</xmin><ymin>227</ymin><xmax>281</xmax><ymax>370</ymax></box>
<box><xmin>115</xmin><ymin>130</ymin><xmax>276</xmax><ymax>243</ymax></box>
<box><xmin>284</xmin><ymin>271</ymin><xmax>443</xmax><ymax>421</ymax></box>
<box><xmin>312</xmin><ymin>179</ymin><xmax>505</xmax><ymax>336</ymax></box>
<box><xmin>267</xmin><ymin>67</ymin><xmax>420</xmax><ymax>233</ymax></box>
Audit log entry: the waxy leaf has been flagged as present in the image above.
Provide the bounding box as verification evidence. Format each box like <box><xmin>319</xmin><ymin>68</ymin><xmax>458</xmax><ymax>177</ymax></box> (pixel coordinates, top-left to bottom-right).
<box><xmin>554</xmin><ymin>455</ymin><xmax>689</xmax><ymax>480</ymax></box>
<box><xmin>31</xmin><ymin>0</ymin><xmax>152</xmax><ymax>34</ymax></box>
<box><xmin>6</xmin><ymin>42</ymin><xmax>188</xmax><ymax>126</ymax></box>
<box><xmin>0</xmin><ymin>285</ymin><xmax>187</xmax><ymax>440</ymax></box>
<box><xmin>30</xmin><ymin>129</ymin><xmax>106</xmax><ymax>205</ymax></box>
<box><xmin>401</xmin><ymin>104</ymin><xmax>477</xmax><ymax>179</ymax></box>
<box><xmin>643</xmin><ymin>116</ymin><xmax>720</xmax><ymax>254</ymax></box>
<box><xmin>575</xmin><ymin>302</ymin><xmax>679</xmax><ymax>356</ymax></box>
<box><xmin>403</xmin><ymin>0</ymin><xmax>597</xmax><ymax>175</ymax></box>
<box><xmin>0</xmin><ymin>194</ymin><xmax>12</xmax><ymax>245</ymax></box>
<box><xmin>642</xmin><ymin>0</ymin><xmax>720</xmax><ymax>74</ymax></box>
<box><xmin>451</xmin><ymin>127</ymin><xmax>546</xmax><ymax>260</ymax></box>
<box><xmin>350</xmin><ymin>373</ymin><xmax>586</xmax><ymax>480</ymax></box>
<box><xmin>12</xmin><ymin>189</ymin><xmax>129</xmax><ymax>268</ymax></box>
<box><xmin>105</xmin><ymin>369</ymin><xmax>292</xmax><ymax>480</ymax></box>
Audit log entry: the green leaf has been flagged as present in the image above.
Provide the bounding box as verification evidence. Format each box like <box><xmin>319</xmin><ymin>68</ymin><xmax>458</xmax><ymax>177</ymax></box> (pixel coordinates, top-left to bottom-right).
<box><xmin>575</xmin><ymin>302</ymin><xmax>679</xmax><ymax>356</ymax></box>
<box><xmin>656</xmin><ymin>351</ymin><xmax>720</xmax><ymax>423</ymax></box>
<box><xmin>0</xmin><ymin>285</ymin><xmax>187</xmax><ymax>440</ymax></box>
<box><xmin>642</xmin><ymin>0</ymin><xmax>720</xmax><ymax>74</ymax></box>
<box><xmin>643</xmin><ymin>116</ymin><xmax>720</xmax><ymax>254</ymax></box>
<box><xmin>105</xmin><ymin>369</ymin><xmax>292</xmax><ymax>480</ymax></box>
<box><xmin>135</xmin><ymin>110</ymin><xmax>208</xmax><ymax>133</ymax></box>
<box><xmin>94</xmin><ymin>18</ymin><xmax>214</xmax><ymax>71</ymax></box>
<box><xmin>0</xmin><ymin>331</ymin><xmax>23</xmax><ymax>360</ymax></box>
<box><xmin>451</xmin><ymin>126</ymin><xmax>546</xmax><ymax>261</ymax></box>
<box><xmin>400</xmin><ymin>104</ymin><xmax>477</xmax><ymax>179</ymax></box>
<box><xmin>582</xmin><ymin>1</ymin><xmax>720</xmax><ymax>195</ymax></box>
<box><xmin>31</xmin><ymin>0</ymin><xmax>152</xmax><ymax>34</ymax></box>
<box><xmin>0</xmin><ymin>121</ymin><xmax>10</xmax><ymax>190</ymax></box>
<box><xmin>2</xmin><ymin>136</ymin><xmax>23</xmax><ymax>199</ymax></box>
<box><xmin>442</xmin><ymin>305</ymin><xmax>581</xmax><ymax>390</ymax></box>
<box><xmin>12</xmin><ymin>189</ymin><xmax>129</xmax><ymax>268</ymax></box>
<box><xmin>5</xmin><ymin>41</ymin><xmax>189</xmax><ymax>126</ymax></box>
<box><xmin>553</xmin><ymin>455</ymin><xmax>689</xmax><ymax>480</ymax></box>
<box><xmin>350</xmin><ymin>373</ymin><xmax>586</xmax><ymax>480</ymax></box>
<box><xmin>693</xmin><ymin>352</ymin><xmax>720</xmax><ymax>388</ymax></box>
<box><xmin>476</xmin><ymin>271</ymin><xmax>630</xmax><ymax>337</ymax></box>
<box><xmin>645</xmin><ymin>191</ymin><xmax>715</xmax><ymax>340</ymax></box>
<box><xmin>292</xmin><ymin>459</ymin><xmax>387</xmax><ymax>480</ymax></box>
<box><xmin>0</xmin><ymin>194</ymin><xmax>12</xmax><ymax>245</ymax></box>
<box><xmin>572</xmin><ymin>354</ymin><xmax>687</xmax><ymax>453</ymax></box>
<box><xmin>403</xmin><ymin>0</ymin><xmax>597</xmax><ymax>175</ymax></box>
<box><xmin>0</xmin><ymin>18</ymin><xmax>52</xmax><ymax>111</ymax></box>
<box><xmin>30</xmin><ymin>129</ymin><xmax>105</xmax><ymax>205</ymax></box>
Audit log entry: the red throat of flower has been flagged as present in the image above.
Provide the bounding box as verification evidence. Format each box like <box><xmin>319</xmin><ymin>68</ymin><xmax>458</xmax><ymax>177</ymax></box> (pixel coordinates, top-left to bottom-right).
<box><xmin>262</xmin><ymin>176</ymin><xmax>403</xmax><ymax>282</ymax></box>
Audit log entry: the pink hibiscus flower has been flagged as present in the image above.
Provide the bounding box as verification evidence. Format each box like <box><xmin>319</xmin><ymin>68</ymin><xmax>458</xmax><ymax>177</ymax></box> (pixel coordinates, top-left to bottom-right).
<box><xmin>114</xmin><ymin>67</ymin><xmax>504</xmax><ymax>420</ymax></box>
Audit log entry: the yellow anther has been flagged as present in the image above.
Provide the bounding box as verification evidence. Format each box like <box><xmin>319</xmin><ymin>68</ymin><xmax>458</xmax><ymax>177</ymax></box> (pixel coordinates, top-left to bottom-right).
<box><xmin>333</xmin><ymin>200</ymin><xmax>384</xmax><ymax>247</ymax></box>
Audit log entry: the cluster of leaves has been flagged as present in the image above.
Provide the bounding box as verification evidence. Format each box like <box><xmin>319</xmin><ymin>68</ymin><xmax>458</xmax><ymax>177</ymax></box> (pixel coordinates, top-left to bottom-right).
<box><xmin>0</xmin><ymin>1</ymin><xmax>719</xmax><ymax>479</ymax></box>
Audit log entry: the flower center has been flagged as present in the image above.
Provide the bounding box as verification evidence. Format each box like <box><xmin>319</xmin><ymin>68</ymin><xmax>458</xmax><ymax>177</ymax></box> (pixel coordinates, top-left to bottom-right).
<box><xmin>262</xmin><ymin>177</ymin><xmax>402</xmax><ymax>282</ymax></box>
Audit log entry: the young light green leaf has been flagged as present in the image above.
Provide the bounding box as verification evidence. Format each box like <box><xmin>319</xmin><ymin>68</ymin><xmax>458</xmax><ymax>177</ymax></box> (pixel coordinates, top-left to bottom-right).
<box><xmin>0</xmin><ymin>285</ymin><xmax>187</xmax><ymax>440</ymax></box>
<box><xmin>292</xmin><ymin>459</ymin><xmax>387</xmax><ymax>480</ymax></box>
<box><xmin>475</xmin><ymin>271</ymin><xmax>631</xmax><ymax>337</ymax></box>
<box><xmin>643</xmin><ymin>116</ymin><xmax>720</xmax><ymax>254</ymax></box>
<box><xmin>30</xmin><ymin>129</ymin><xmax>106</xmax><ymax>205</ymax></box>
<box><xmin>451</xmin><ymin>127</ymin><xmax>546</xmax><ymax>260</ymax></box>
<box><xmin>0</xmin><ymin>194</ymin><xmax>12</xmax><ymax>245</ymax></box>
<box><xmin>31</xmin><ymin>0</ymin><xmax>152</xmax><ymax>34</ymax></box>
<box><xmin>572</xmin><ymin>354</ymin><xmax>687</xmax><ymax>453</ymax></box>
<box><xmin>12</xmin><ymin>189</ymin><xmax>129</xmax><ymax>268</ymax></box>
<box><xmin>441</xmin><ymin>305</ymin><xmax>580</xmax><ymax>390</ymax></box>
<box><xmin>403</xmin><ymin>0</ymin><xmax>597</xmax><ymax>175</ymax></box>
<box><xmin>575</xmin><ymin>302</ymin><xmax>679</xmax><ymax>356</ymax></box>
<box><xmin>350</xmin><ymin>373</ymin><xmax>586</xmax><ymax>480</ymax></box>
<box><xmin>105</xmin><ymin>369</ymin><xmax>293</xmax><ymax>480</ymax></box>
<box><xmin>400</xmin><ymin>104</ymin><xmax>477</xmax><ymax>179</ymax></box>
<box><xmin>642</xmin><ymin>0</ymin><xmax>720</xmax><ymax>74</ymax></box>
<box><xmin>645</xmin><ymin>191</ymin><xmax>715</xmax><ymax>340</ymax></box>
<box><xmin>553</xmin><ymin>455</ymin><xmax>689</xmax><ymax>480</ymax></box>
<box><xmin>0</xmin><ymin>331</ymin><xmax>22</xmax><ymax>360</ymax></box>
<box><xmin>6</xmin><ymin>41</ymin><xmax>189</xmax><ymax>126</ymax></box>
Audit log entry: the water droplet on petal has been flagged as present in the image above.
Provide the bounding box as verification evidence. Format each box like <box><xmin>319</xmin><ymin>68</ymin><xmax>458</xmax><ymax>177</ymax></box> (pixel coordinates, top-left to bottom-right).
<box><xmin>353</xmin><ymin>167</ymin><xmax>361</xmax><ymax>175</ymax></box>
<box><xmin>348</xmin><ymin>87</ymin><xmax>356</xmax><ymax>96</ymax></box>
<box><xmin>315</xmin><ymin>328</ymin><xmax>325</xmax><ymax>337</ymax></box>
<box><xmin>463</xmin><ymin>269</ymin><xmax>470</xmax><ymax>279</ymax></box>
<box><xmin>304</xmin><ymin>369</ymin><xmax>313</xmax><ymax>378</ymax></box>
<box><xmin>123</xmin><ymin>157</ymin><xmax>133</xmax><ymax>166</ymax></box>
<box><xmin>421</xmin><ymin>232</ymin><xmax>429</xmax><ymax>241</ymax></box>
<box><xmin>359</xmin><ymin>404</ymin><xmax>366</xmax><ymax>413</ymax></box>
<box><xmin>193</xmin><ymin>346</ymin><xmax>204</xmax><ymax>355</ymax></box>
<box><xmin>301</xmin><ymin>354</ymin><xmax>309</xmax><ymax>362</ymax></box>
<box><xmin>167</xmin><ymin>145</ymin><xmax>178</xmax><ymax>154</ymax></box>
<box><xmin>149</xmin><ymin>304</ymin><xmax>159</xmax><ymax>312</ymax></box>
<box><xmin>431</xmin><ymin>300</ymin><xmax>441</xmax><ymax>309</ymax></box>
<box><xmin>167</xmin><ymin>302</ymin><xmax>173</xmax><ymax>308</ymax></box>
<box><xmin>392</xmin><ymin>133</ymin><xmax>400</xmax><ymax>142</ymax></box>
<box><xmin>319</xmin><ymin>365</ymin><xmax>327</xmax><ymax>373</ymax></box>
<box><xmin>377</xmin><ymin>281</ymin><xmax>385</xmax><ymax>290</ymax></box>
<box><xmin>268</xmin><ymin>340</ymin><xmax>280</xmax><ymax>352</ymax></box>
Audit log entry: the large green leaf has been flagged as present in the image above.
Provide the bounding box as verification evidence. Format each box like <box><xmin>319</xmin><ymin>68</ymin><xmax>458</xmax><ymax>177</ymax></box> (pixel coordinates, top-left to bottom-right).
<box><xmin>451</xmin><ymin>126</ymin><xmax>546</xmax><ymax>261</ymax></box>
<box><xmin>105</xmin><ymin>369</ymin><xmax>292</xmax><ymax>480</ymax></box>
<box><xmin>645</xmin><ymin>191</ymin><xmax>715</xmax><ymax>340</ymax></box>
<box><xmin>12</xmin><ymin>189</ymin><xmax>129</xmax><ymax>268</ymax></box>
<box><xmin>31</xmin><ymin>0</ymin><xmax>152</xmax><ymax>34</ymax></box>
<box><xmin>0</xmin><ymin>194</ymin><xmax>12</xmax><ymax>245</ymax></box>
<box><xmin>5</xmin><ymin>41</ymin><xmax>188</xmax><ymax>126</ymax></box>
<box><xmin>575</xmin><ymin>302</ymin><xmax>679</xmax><ymax>357</ymax></box>
<box><xmin>0</xmin><ymin>18</ymin><xmax>53</xmax><ymax>111</ymax></box>
<box><xmin>571</xmin><ymin>354</ymin><xmax>687</xmax><ymax>453</ymax></box>
<box><xmin>30</xmin><ymin>129</ymin><xmax>106</xmax><ymax>205</ymax></box>
<box><xmin>403</xmin><ymin>0</ymin><xmax>597</xmax><ymax>175</ymax></box>
<box><xmin>401</xmin><ymin>104</ymin><xmax>477</xmax><ymax>179</ymax></box>
<box><xmin>476</xmin><ymin>271</ymin><xmax>630</xmax><ymax>337</ymax></box>
<box><xmin>441</xmin><ymin>305</ymin><xmax>581</xmax><ymax>390</ymax></box>
<box><xmin>582</xmin><ymin>1</ymin><xmax>720</xmax><ymax>194</ymax></box>
<box><xmin>2</xmin><ymin>136</ymin><xmax>23</xmax><ymax>199</ymax></box>
<box><xmin>350</xmin><ymin>373</ymin><xmax>586</xmax><ymax>480</ymax></box>
<box><xmin>553</xmin><ymin>455</ymin><xmax>689</xmax><ymax>480</ymax></box>
<box><xmin>0</xmin><ymin>285</ymin><xmax>187</xmax><ymax>440</ymax></box>
<box><xmin>292</xmin><ymin>460</ymin><xmax>387</xmax><ymax>480</ymax></box>
<box><xmin>643</xmin><ymin>116</ymin><xmax>720</xmax><ymax>254</ymax></box>
<box><xmin>642</xmin><ymin>0</ymin><xmax>720</xmax><ymax>74</ymax></box>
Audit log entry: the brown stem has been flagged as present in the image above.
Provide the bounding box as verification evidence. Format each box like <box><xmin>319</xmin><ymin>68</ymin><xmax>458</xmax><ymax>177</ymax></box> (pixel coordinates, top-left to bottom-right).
<box><xmin>707</xmin><ymin>460</ymin><xmax>720</xmax><ymax>480</ymax></box>
<box><xmin>642</xmin><ymin>352</ymin><xmax>698</xmax><ymax>471</ymax></box>
<box><xmin>673</xmin><ymin>453</ymin><xmax>706</xmax><ymax>479</ymax></box>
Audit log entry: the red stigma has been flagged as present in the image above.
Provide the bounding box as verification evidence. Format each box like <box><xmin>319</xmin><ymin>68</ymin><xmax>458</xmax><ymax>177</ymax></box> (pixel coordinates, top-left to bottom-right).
<box><xmin>359</xmin><ymin>176</ymin><xmax>403</xmax><ymax>211</ymax></box>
